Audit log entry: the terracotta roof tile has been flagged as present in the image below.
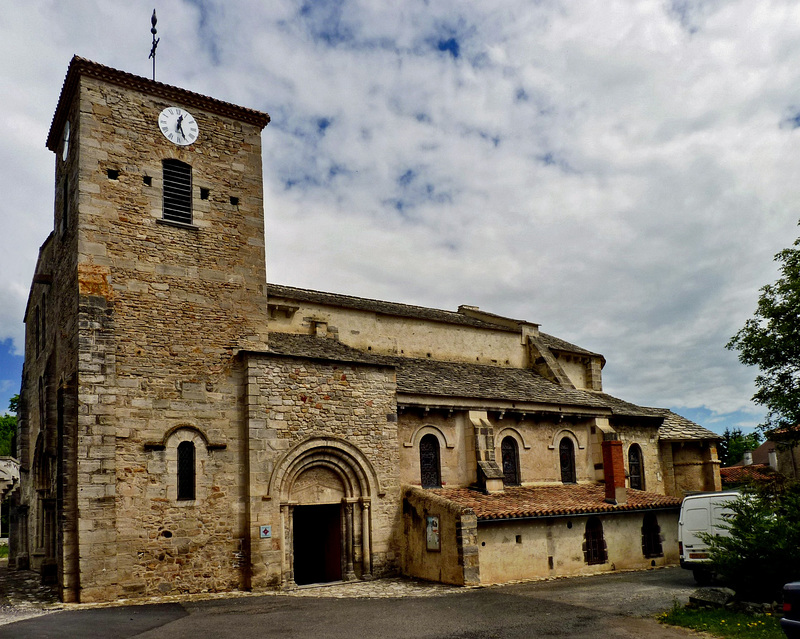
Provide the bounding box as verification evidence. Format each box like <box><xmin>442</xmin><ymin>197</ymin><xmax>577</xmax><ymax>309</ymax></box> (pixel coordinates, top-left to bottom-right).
<box><xmin>720</xmin><ymin>464</ymin><xmax>774</xmax><ymax>484</ymax></box>
<box><xmin>428</xmin><ymin>484</ymin><xmax>681</xmax><ymax>520</ymax></box>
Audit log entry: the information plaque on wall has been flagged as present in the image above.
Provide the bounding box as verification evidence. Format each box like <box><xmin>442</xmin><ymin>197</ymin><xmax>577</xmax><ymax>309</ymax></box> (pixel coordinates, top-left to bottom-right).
<box><xmin>426</xmin><ymin>515</ymin><xmax>440</xmax><ymax>551</ymax></box>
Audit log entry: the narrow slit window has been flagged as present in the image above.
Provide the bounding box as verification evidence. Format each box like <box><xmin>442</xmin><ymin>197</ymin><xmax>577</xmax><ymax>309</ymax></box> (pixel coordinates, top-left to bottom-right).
<box><xmin>162</xmin><ymin>159</ymin><xmax>193</xmax><ymax>224</ymax></box>
<box><xmin>177</xmin><ymin>441</ymin><xmax>196</xmax><ymax>500</ymax></box>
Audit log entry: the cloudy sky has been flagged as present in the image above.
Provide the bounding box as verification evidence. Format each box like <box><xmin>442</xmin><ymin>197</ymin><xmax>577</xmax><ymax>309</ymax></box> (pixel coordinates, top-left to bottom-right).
<box><xmin>1</xmin><ymin>1</ymin><xmax>798</xmax><ymax>434</ymax></box>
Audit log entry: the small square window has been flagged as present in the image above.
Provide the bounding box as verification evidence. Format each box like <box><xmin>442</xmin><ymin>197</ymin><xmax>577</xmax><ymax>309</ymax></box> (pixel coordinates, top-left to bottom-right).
<box><xmin>230</xmin><ymin>196</ymin><xmax>239</xmax><ymax>206</ymax></box>
<box><xmin>200</xmin><ymin>188</ymin><xmax>210</xmax><ymax>200</ymax></box>
<box><xmin>107</xmin><ymin>169</ymin><xmax>120</xmax><ymax>180</ymax></box>
<box><xmin>143</xmin><ymin>175</ymin><xmax>152</xmax><ymax>186</ymax></box>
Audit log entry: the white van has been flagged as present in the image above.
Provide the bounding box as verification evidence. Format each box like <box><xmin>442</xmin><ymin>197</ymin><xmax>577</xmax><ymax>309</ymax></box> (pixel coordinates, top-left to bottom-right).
<box><xmin>678</xmin><ymin>491</ymin><xmax>739</xmax><ymax>584</ymax></box>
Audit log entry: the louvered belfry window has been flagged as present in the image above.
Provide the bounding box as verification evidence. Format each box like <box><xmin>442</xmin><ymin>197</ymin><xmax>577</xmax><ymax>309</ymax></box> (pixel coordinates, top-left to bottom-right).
<box><xmin>162</xmin><ymin>159</ymin><xmax>192</xmax><ymax>224</ymax></box>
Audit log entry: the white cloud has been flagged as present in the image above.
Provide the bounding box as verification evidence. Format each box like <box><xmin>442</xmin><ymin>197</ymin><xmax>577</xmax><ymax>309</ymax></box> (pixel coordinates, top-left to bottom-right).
<box><xmin>4</xmin><ymin>0</ymin><xmax>800</xmax><ymax>431</ymax></box>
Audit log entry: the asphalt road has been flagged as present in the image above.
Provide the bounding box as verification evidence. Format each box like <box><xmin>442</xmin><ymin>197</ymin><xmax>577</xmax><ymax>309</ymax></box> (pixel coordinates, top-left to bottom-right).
<box><xmin>1</xmin><ymin>567</ymin><xmax>699</xmax><ymax>639</ymax></box>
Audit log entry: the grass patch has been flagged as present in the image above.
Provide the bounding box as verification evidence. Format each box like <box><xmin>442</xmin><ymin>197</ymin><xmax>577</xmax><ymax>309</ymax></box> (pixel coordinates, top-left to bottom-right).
<box><xmin>0</xmin><ymin>545</ymin><xmax>8</xmax><ymax>559</ymax></box>
<box><xmin>658</xmin><ymin>603</ymin><xmax>783</xmax><ymax>638</ymax></box>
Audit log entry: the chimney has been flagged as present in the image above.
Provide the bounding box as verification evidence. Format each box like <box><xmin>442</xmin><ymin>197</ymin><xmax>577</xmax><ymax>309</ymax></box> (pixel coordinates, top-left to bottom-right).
<box><xmin>601</xmin><ymin>434</ymin><xmax>626</xmax><ymax>505</ymax></box>
<box><xmin>743</xmin><ymin>450</ymin><xmax>753</xmax><ymax>466</ymax></box>
<box><xmin>769</xmin><ymin>448</ymin><xmax>778</xmax><ymax>471</ymax></box>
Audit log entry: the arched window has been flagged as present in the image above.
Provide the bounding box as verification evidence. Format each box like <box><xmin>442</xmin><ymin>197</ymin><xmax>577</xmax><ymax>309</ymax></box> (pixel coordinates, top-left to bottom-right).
<box><xmin>559</xmin><ymin>438</ymin><xmax>576</xmax><ymax>484</ymax></box>
<box><xmin>501</xmin><ymin>436</ymin><xmax>520</xmax><ymax>486</ymax></box>
<box><xmin>641</xmin><ymin>512</ymin><xmax>663</xmax><ymax>558</ymax></box>
<box><xmin>419</xmin><ymin>434</ymin><xmax>441</xmax><ymax>489</ymax></box>
<box><xmin>162</xmin><ymin>159</ymin><xmax>193</xmax><ymax>224</ymax></box>
<box><xmin>583</xmin><ymin>516</ymin><xmax>607</xmax><ymax>565</ymax></box>
<box><xmin>177</xmin><ymin>441</ymin><xmax>196</xmax><ymax>500</ymax></box>
<box><xmin>628</xmin><ymin>444</ymin><xmax>644</xmax><ymax>490</ymax></box>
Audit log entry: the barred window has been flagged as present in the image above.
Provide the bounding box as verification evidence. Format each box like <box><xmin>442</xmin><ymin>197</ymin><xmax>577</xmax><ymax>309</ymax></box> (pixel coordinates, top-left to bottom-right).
<box><xmin>420</xmin><ymin>434</ymin><xmax>441</xmax><ymax>489</ymax></box>
<box><xmin>177</xmin><ymin>441</ymin><xmax>196</xmax><ymax>501</ymax></box>
<box><xmin>559</xmin><ymin>438</ymin><xmax>576</xmax><ymax>484</ymax></box>
<box><xmin>629</xmin><ymin>444</ymin><xmax>644</xmax><ymax>490</ymax></box>
<box><xmin>501</xmin><ymin>436</ymin><xmax>520</xmax><ymax>486</ymax></box>
<box><xmin>642</xmin><ymin>512</ymin><xmax>663</xmax><ymax>558</ymax></box>
<box><xmin>162</xmin><ymin>159</ymin><xmax>192</xmax><ymax>224</ymax></box>
<box><xmin>584</xmin><ymin>516</ymin><xmax>607</xmax><ymax>565</ymax></box>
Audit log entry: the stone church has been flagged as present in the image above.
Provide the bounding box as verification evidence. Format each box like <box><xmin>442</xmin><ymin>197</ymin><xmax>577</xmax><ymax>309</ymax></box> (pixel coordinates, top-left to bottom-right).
<box><xmin>9</xmin><ymin>57</ymin><xmax>721</xmax><ymax>603</ymax></box>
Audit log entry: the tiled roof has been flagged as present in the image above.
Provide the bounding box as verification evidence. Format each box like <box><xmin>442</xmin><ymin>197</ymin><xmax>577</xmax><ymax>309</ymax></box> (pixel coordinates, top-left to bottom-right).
<box><xmin>720</xmin><ymin>464</ymin><xmax>774</xmax><ymax>484</ymax></box>
<box><xmin>267</xmin><ymin>283</ymin><xmax>599</xmax><ymax>358</ymax></box>
<box><xmin>265</xmin><ymin>333</ymin><xmax>653</xmax><ymax>416</ymax></box>
<box><xmin>48</xmin><ymin>56</ymin><xmax>270</xmax><ymax>152</ymax></box>
<box><xmin>429</xmin><ymin>484</ymin><xmax>681</xmax><ymax>520</ymax></box>
<box><xmin>649</xmin><ymin>408</ymin><xmax>720</xmax><ymax>441</ymax></box>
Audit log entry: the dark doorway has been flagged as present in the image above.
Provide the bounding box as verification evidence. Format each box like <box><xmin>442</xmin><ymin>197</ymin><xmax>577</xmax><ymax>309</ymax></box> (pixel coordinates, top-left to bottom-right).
<box><xmin>293</xmin><ymin>504</ymin><xmax>342</xmax><ymax>585</ymax></box>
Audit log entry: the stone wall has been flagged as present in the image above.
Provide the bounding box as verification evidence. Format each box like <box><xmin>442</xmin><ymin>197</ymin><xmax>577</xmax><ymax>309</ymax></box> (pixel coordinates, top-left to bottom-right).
<box><xmin>243</xmin><ymin>353</ymin><xmax>400</xmax><ymax>588</ymax></box>
<box><xmin>402</xmin><ymin>485</ymin><xmax>479</xmax><ymax>586</ymax></box>
<box><xmin>477</xmin><ymin>510</ymin><xmax>679</xmax><ymax>584</ymax></box>
<box><xmin>52</xmin><ymin>71</ymin><xmax>270</xmax><ymax>602</ymax></box>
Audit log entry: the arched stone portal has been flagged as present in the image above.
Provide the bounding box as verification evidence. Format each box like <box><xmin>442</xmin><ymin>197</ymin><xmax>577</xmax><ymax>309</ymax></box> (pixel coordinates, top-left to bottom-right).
<box><xmin>270</xmin><ymin>438</ymin><xmax>379</xmax><ymax>587</ymax></box>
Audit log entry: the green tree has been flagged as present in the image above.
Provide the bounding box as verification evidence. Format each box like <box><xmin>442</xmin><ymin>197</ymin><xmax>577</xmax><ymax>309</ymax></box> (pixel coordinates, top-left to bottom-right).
<box><xmin>704</xmin><ymin>478</ymin><xmax>800</xmax><ymax>601</ymax></box>
<box><xmin>728</xmin><ymin>237</ymin><xmax>800</xmax><ymax>442</ymax></box>
<box><xmin>717</xmin><ymin>427</ymin><xmax>763</xmax><ymax>467</ymax></box>
<box><xmin>0</xmin><ymin>394</ymin><xmax>17</xmax><ymax>457</ymax></box>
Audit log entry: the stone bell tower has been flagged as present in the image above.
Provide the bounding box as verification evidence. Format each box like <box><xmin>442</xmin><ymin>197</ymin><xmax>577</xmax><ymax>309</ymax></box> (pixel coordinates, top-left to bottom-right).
<box><xmin>15</xmin><ymin>56</ymin><xmax>272</xmax><ymax>602</ymax></box>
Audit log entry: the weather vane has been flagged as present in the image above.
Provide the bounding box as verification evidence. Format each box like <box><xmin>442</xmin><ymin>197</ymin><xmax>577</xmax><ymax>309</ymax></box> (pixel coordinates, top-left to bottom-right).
<box><xmin>149</xmin><ymin>9</ymin><xmax>160</xmax><ymax>81</ymax></box>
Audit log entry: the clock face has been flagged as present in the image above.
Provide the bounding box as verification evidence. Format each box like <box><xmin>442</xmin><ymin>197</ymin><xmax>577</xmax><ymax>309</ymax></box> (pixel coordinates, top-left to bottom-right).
<box><xmin>61</xmin><ymin>121</ymin><xmax>70</xmax><ymax>161</ymax></box>
<box><xmin>158</xmin><ymin>107</ymin><xmax>199</xmax><ymax>146</ymax></box>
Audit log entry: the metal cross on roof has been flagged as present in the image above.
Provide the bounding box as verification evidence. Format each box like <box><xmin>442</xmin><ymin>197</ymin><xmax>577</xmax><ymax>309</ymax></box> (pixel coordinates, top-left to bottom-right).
<box><xmin>149</xmin><ymin>9</ymin><xmax>160</xmax><ymax>81</ymax></box>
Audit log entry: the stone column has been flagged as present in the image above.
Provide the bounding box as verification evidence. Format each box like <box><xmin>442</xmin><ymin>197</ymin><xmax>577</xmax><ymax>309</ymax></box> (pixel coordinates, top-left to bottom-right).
<box><xmin>360</xmin><ymin>500</ymin><xmax>372</xmax><ymax>578</ymax></box>
<box><xmin>343</xmin><ymin>502</ymin><xmax>356</xmax><ymax>581</ymax></box>
<box><xmin>284</xmin><ymin>504</ymin><xmax>295</xmax><ymax>587</ymax></box>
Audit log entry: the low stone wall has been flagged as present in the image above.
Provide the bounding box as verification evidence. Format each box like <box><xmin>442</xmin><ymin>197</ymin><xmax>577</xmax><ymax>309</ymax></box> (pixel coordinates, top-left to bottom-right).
<box><xmin>477</xmin><ymin>509</ymin><xmax>680</xmax><ymax>584</ymax></box>
<box><xmin>402</xmin><ymin>486</ymin><xmax>478</xmax><ymax>586</ymax></box>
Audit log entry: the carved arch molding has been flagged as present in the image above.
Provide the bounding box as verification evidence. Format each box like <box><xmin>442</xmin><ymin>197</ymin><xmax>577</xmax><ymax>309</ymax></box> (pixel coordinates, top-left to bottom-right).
<box><xmin>268</xmin><ymin>437</ymin><xmax>381</xmax><ymax>586</ymax></box>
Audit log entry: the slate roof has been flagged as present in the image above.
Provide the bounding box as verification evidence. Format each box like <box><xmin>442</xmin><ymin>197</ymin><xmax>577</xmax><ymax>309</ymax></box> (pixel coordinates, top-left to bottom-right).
<box><xmin>429</xmin><ymin>485</ymin><xmax>681</xmax><ymax>520</ymax></box>
<box><xmin>267</xmin><ymin>283</ymin><xmax>599</xmax><ymax>358</ymax></box>
<box><xmin>650</xmin><ymin>408</ymin><xmax>720</xmax><ymax>441</ymax></box>
<box><xmin>266</xmin><ymin>333</ymin><xmax>661</xmax><ymax>418</ymax></box>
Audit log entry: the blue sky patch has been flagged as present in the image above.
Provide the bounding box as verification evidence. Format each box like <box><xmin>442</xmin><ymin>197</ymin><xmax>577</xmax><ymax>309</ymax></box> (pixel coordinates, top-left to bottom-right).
<box><xmin>0</xmin><ymin>338</ymin><xmax>21</xmax><ymax>416</ymax></box>
<box><xmin>782</xmin><ymin>110</ymin><xmax>800</xmax><ymax>129</ymax></box>
<box><xmin>437</xmin><ymin>37</ymin><xmax>460</xmax><ymax>59</ymax></box>
<box><xmin>298</xmin><ymin>0</ymin><xmax>355</xmax><ymax>47</ymax></box>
